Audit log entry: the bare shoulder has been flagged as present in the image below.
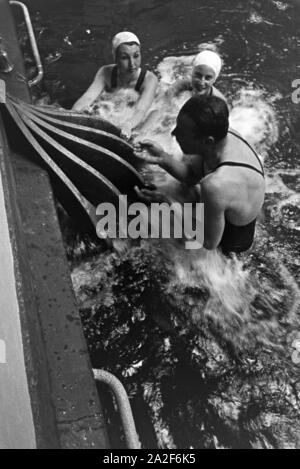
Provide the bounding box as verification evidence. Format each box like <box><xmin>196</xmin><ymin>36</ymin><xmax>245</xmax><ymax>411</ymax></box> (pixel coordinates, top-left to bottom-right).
<box><xmin>201</xmin><ymin>174</ymin><xmax>227</xmax><ymax>207</ymax></box>
<box><xmin>139</xmin><ymin>71</ymin><xmax>158</xmax><ymax>95</ymax></box>
<box><xmin>97</xmin><ymin>64</ymin><xmax>114</xmax><ymax>76</ymax></box>
<box><xmin>144</xmin><ymin>70</ymin><xmax>158</xmax><ymax>85</ymax></box>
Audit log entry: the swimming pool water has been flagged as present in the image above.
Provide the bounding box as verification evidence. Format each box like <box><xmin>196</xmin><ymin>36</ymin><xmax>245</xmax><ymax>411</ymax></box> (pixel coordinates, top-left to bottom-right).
<box><xmin>19</xmin><ymin>0</ymin><xmax>300</xmax><ymax>449</ymax></box>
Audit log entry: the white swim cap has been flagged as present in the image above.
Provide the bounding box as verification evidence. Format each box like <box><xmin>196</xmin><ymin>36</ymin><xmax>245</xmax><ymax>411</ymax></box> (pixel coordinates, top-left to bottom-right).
<box><xmin>193</xmin><ymin>50</ymin><xmax>222</xmax><ymax>80</ymax></box>
<box><xmin>112</xmin><ymin>32</ymin><xmax>140</xmax><ymax>59</ymax></box>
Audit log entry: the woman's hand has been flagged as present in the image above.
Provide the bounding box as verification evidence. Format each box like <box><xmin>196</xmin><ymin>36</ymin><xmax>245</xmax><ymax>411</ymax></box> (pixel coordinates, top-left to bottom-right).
<box><xmin>133</xmin><ymin>139</ymin><xmax>167</xmax><ymax>165</ymax></box>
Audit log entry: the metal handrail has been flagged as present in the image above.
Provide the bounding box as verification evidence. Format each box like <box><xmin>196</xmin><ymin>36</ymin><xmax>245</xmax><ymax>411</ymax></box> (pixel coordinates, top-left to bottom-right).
<box><xmin>10</xmin><ymin>1</ymin><xmax>43</xmax><ymax>86</ymax></box>
<box><xmin>93</xmin><ymin>369</ymin><xmax>141</xmax><ymax>449</ymax></box>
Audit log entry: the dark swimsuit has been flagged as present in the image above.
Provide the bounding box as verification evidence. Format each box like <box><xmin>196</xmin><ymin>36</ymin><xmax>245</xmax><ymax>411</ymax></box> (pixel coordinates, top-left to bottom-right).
<box><xmin>214</xmin><ymin>130</ymin><xmax>265</xmax><ymax>254</ymax></box>
<box><xmin>110</xmin><ymin>66</ymin><xmax>147</xmax><ymax>92</ymax></box>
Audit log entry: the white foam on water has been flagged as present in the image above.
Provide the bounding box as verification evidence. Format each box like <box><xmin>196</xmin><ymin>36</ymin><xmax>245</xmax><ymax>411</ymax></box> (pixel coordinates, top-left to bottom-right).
<box><xmin>272</xmin><ymin>192</ymin><xmax>300</xmax><ymax>230</ymax></box>
<box><xmin>88</xmin><ymin>88</ymin><xmax>141</xmax><ymax>129</ymax></box>
<box><xmin>272</xmin><ymin>0</ymin><xmax>289</xmax><ymax>11</ymax></box>
<box><xmin>157</xmin><ymin>55</ymin><xmax>194</xmax><ymax>85</ymax></box>
<box><xmin>174</xmin><ymin>248</ymin><xmax>253</xmax><ymax>325</ymax></box>
<box><xmin>229</xmin><ymin>87</ymin><xmax>280</xmax><ymax>159</ymax></box>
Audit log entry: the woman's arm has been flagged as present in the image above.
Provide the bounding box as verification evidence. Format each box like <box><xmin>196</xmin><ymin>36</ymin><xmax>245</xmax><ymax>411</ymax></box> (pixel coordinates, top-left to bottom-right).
<box><xmin>72</xmin><ymin>66</ymin><xmax>108</xmax><ymax>111</ymax></box>
<box><xmin>128</xmin><ymin>72</ymin><xmax>158</xmax><ymax>130</ymax></box>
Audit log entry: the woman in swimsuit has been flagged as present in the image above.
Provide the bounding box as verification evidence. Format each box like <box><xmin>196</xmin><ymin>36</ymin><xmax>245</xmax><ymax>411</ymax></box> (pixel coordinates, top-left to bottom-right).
<box><xmin>168</xmin><ymin>50</ymin><xmax>226</xmax><ymax>102</ymax></box>
<box><xmin>135</xmin><ymin>96</ymin><xmax>265</xmax><ymax>254</ymax></box>
<box><xmin>72</xmin><ymin>32</ymin><xmax>158</xmax><ymax>134</ymax></box>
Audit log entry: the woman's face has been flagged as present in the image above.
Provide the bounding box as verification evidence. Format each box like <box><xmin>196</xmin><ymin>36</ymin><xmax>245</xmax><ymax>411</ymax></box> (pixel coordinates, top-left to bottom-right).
<box><xmin>116</xmin><ymin>43</ymin><xmax>141</xmax><ymax>75</ymax></box>
<box><xmin>191</xmin><ymin>64</ymin><xmax>216</xmax><ymax>95</ymax></box>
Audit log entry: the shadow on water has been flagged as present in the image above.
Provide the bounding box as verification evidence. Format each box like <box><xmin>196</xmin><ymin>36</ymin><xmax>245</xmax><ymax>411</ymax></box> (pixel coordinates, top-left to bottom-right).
<box><xmin>21</xmin><ymin>0</ymin><xmax>300</xmax><ymax>448</ymax></box>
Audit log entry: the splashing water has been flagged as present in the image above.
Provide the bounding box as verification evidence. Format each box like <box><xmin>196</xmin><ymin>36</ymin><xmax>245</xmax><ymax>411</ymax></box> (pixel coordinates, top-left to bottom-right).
<box><xmin>229</xmin><ymin>87</ymin><xmax>280</xmax><ymax>158</ymax></box>
<box><xmin>171</xmin><ymin>245</ymin><xmax>300</xmax><ymax>351</ymax></box>
<box><xmin>89</xmin><ymin>88</ymin><xmax>141</xmax><ymax>129</ymax></box>
<box><xmin>71</xmin><ymin>238</ymin><xmax>300</xmax><ymax>448</ymax></box>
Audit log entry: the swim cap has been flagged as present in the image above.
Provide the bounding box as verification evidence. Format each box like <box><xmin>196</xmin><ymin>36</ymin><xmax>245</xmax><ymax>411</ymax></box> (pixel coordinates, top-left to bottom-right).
<box><xmin>193</xmin><ymin>50</ymin><xmax>222</xmax><ymax>80</ymax></box>
<box><xmin>112</xmin><ymin>32</ymin><xmax>140</xmax><ymax>60</ymax></box>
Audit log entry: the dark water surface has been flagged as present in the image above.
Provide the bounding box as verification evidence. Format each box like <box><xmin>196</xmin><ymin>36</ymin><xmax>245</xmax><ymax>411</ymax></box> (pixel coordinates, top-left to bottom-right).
<box><xmin>20</xmin><ymin>0</ymin><xmax>300</xmax><ymax>448</ymax></box>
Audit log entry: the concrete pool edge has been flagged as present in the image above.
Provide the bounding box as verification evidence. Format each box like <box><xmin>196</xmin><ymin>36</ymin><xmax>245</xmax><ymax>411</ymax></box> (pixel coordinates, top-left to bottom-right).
<box><xmin>0</xmin><ymin>0</ymin><xmax>109</xmax><ymax>449</ymax></box>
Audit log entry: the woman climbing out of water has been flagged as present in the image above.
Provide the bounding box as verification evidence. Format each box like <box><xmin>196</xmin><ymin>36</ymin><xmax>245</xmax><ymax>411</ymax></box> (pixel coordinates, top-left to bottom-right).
<box><xmin>134</xmin><ymin>96</ymin><xmax>265</xmax><ymax>254</ymax></box>
<box><xmin>72</xmin><ymin>31</ymin><xmax>158</xmax><ymax>135</ymax></box>
<box><xmin>167</xmin><ymin>50</ymin><xmax>226</xmax><ymax>102</ymax></box>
